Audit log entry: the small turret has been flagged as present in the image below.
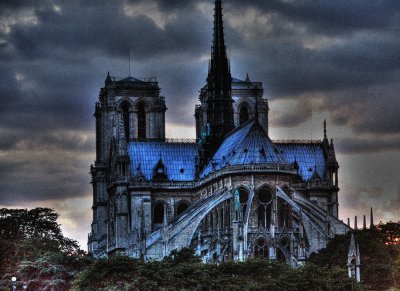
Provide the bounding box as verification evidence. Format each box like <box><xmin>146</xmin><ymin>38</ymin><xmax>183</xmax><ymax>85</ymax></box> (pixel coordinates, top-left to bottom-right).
<box><xmin>245</xmin><ymin>73</ymin><xmax>250</xmax><ymax>82</ymax></box>
<box><xmin>153</xmin><ymin>158</ymin><xmax>168</xmax><ymax>181</ymax></box>
<box><xmin>105</xmin><ymin>71</ymin><xmax>112</xmax><ymax>85</ymax></box>
<box><xmin>348</xmin><ymin>233</ymin><xmax>361</xmax><ymax>282</ymax></box>
<box><xmin>327</xmin><ymin>139</ymin><xmax>338</xmax><ymax>167</ymax></box>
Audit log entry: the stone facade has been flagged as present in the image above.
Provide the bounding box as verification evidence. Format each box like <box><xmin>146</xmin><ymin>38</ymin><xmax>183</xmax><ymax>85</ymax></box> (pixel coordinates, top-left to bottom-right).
<box><xmin>88</xmin><ymin>0</ymin><xmax>350</xmax><ymax>265</ymax></box>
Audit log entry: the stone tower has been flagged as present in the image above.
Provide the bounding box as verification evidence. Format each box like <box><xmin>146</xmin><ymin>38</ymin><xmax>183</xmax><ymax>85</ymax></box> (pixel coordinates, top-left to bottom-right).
<box><xmin>88</xmin><ymin>74</ymin><xmax>166</xmax><ymax>254</ymax></box>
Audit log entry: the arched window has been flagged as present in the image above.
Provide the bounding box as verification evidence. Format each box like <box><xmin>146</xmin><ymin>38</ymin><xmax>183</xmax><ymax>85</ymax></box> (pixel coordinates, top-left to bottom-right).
<box><xmin>257</xmin><ymin>187</ymin><xmax>273</xmax><ymax>228</ymax></box>
<box><xmin>239</xmin><ymin>188</ymin><xmax>249</xmax><ymax>218</ymax></box>
<box><xmin>278</xmin><ymin>198</ymin><xmax>291</xmax><ymax>228</ymax></box>
<box><xmin>239</xmin><ymin>106</ymin><xmax>249</xmax><ymax>124</ymax></box>
<box><xmin>137</xmin><ymin>103</ymin><xmax>146</xmax><ymax>139</ymax></box>
<box><xmin>153</xmin><ymin>202</ymin><xmax>165</xmax><ymax>225</ymax></box>
<box><xmin>176</xmin><ymin>201</ymin><xmax>189</xmax><ymax>217</ymax></box>
<box><xmin>121</xmin><ymin>101</ymin><xmax>130</xmax><ymax>140</ymax></box>
<box><xmin>253</xmin><ymin>237</ymin><xmax>268</xmax><ymax>258</ymax></box>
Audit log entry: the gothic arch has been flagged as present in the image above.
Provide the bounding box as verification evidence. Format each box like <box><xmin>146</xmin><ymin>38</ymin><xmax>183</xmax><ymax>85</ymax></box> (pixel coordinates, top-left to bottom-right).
<box><xmin>117</xmin><ymin>98</ymin><xmax>135</xmax><ymax>109</ymax></box>
<box><xmin>239</xmin><ymin>104</ymin><xmax>250</xmax><ymax>124</ymax></box>
<box><xmin>132</xmin><ymin>98</ymin><xmax>151</xmax><ymax>111</ymax></box>
<box><xmin>249</xmin><ymin>235</ymin><xmax>290</xmax><ymax>262</ymax></box>
<box><xmin>152</xmin><ymin>199</ymin><xmax>171</xmax><ymax>229</ymax></box>
<box><xmin>176</xmin><ymin>200</ymin><xmax>190</xmax><ymax>217</ymax></box>
<box><xmin>119</xmin><ymin>100</ymin><xmax>133</xmax><ymax>141</ymax></box>
<box><xmin>254</xmin><ymin>186</ymin><xmax>274</xmax><ymax>228</ymax></box>
<box><xmin>236</xmin><ymin>186</ymin><xmax>250</xmax><ymax>218</ymax></box>
<box><xmin>136</xmin><ymin>101</ymin><xmax>148</xmax><ymax>140</ymax></box>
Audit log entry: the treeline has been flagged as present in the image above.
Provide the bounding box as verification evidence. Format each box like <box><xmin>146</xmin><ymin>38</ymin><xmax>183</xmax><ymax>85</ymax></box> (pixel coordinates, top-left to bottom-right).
<box><xmin>0</xmin><ymin>208</ymin><xmax>399</xmax><ymax>290</ymax></box>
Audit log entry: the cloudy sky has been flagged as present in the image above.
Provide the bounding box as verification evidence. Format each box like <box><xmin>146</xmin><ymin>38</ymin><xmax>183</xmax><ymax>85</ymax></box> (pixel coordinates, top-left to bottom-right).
<box><xmin>0</xmin><ymin>0</ymin><xmax>399</xmax><ymax>248</ymax></box>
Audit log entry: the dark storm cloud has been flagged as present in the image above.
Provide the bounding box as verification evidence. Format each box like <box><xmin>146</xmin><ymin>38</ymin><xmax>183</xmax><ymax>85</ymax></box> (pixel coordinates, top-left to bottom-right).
<box><xmin>336</xmin><ymin>136</ymin><xmax>400</xmax><ymax>154</ymax></box>
<box><xmin>6</xmin><ymin>0</ymin><xmax>210</xmax><ymax>61</ymax></box>
<box><xmin>226</xmin><ymin>0</ymin><xmax>400</xmax><ymax>35</ymax></box>
<box><xmin>0</xmin><ymin>0</ymin><xmax>400</xmax><ymax>207</ymax></box>
<box><xmin>270</xmin><ymin>98</ymin><xmax>313</xmax><ymax>127</ymax></box>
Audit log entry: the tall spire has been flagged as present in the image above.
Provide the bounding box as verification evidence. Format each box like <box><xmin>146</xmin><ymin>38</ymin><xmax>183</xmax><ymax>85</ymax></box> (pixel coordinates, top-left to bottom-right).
<box><xmin>370</xmin><ymin>207</ymin><xmax>375</xmax><ymax>229</ymax></box>
<box><xmin>198</xmin><ymin>0</ymin><xmax>234</xmax><ymax>172</ymax></box>
<box><xmin>211</xmin><ymin>0</ymin><xmax>228</xmax><ymax>69</ymax></box>
<box><xmin>354</xmin><ymin>216</ymin><xmax>358</xmax><ymax>230</ymax></box>
<box><xmin>363</xmin><ymin>215</ymin><xmax>366</xmax><ymax>230</ymax></box>
<box><xmin>207</xmin><ymin>0</ymin><xmax>232</xmax><ymax>113</ymax></box>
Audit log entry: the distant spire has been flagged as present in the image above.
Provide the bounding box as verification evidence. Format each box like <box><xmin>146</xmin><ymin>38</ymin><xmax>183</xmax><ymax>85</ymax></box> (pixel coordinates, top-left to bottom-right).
<box><xmin>370</xmin><ymin>207</ymin><xmax>374</xmax><ymax>229</ymax></box>
<box><xmin>347</xmin><ymin>217</ymin><xmax>350</xmax><ymax>226</ymax></box>
<box><xmin>354</xmin><ymin>216</ymin><xmax>358</xmax><ymax>230</ymax></box>
<box><xmin>245</xmin><ymin>73</ymin><xmax>250</xmax><ymax>82</ymax></box>
<box><xmin>322</xmin><ymin>120</ymin><xmax>330</xmax><ymax>160</ymax></box>
<box><xmin>363</xmin><ymin>215</ymin><xmax>366</xmax><ymax>230</ymax></box>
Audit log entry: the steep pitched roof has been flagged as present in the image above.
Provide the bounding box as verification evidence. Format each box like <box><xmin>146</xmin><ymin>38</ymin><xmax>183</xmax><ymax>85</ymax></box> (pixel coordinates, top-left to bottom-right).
<box><xmin>274</xmin><ymin>141</ymin><xmax>325</xmax><ymax>181</ymax></box>
<box><xmin>128</xmin><ymin>142</ymin><xmax>197</xmax><ymax>181</ymax></box>
<box><xmin>200</xmin><ymin>120</ymin><xmax>287</xmax><ymax>177</ymax></box>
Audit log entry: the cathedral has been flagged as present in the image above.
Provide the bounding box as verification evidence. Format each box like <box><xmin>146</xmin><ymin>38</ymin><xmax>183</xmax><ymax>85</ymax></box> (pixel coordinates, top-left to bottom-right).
<box><xmin>88</xmin><ymin>0</ymin><xmax>350</xmax><ymax>266</ymax></box>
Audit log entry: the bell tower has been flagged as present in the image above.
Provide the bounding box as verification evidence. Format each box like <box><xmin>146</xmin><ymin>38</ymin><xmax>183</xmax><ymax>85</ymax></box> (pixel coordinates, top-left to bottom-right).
<box><xmin>88</xmin><ymin>73</ymin><xmax>166</xmax><ymax>255</ymax></box>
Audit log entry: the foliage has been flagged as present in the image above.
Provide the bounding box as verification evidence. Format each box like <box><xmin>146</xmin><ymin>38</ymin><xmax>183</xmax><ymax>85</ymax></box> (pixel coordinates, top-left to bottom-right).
<box><xmin>0</xmin><ymin>208</ymin><xmax>88</xmax><ymax>290</ymax></box>
<box><xmin>72</xmin><ymin>248</ymin><xmax>356</xmax><ymax>290</ymax></box>
<box><xmin>2</xmin><ymin>207</ymin><xmax>398</xmax><ymax>290</ymax></box>
<box><xmin>308</xmin><ymin>229</ymin><xmax>400</xmax><ymax>290</ymax></box>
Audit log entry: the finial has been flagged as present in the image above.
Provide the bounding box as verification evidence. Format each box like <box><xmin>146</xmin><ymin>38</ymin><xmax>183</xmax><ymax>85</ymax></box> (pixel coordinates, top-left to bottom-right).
<box><xmin>105</xmin><ymin>71</ymin><xmax>112</xmax><ymax>84</ymax></box>
<box><xmin>370</xmin><ymin>207</ymin><xmax>374</xmax><ymax>229</ymax></box>
<box><xmin>363</xmin><ymin>215</ymin><xmax>366</xmax><ymax>229</ymax></box>
<box><xmin>245</xmin><ymin>73</ymin><xmax>250</xmax><ymax>82</ymax></box>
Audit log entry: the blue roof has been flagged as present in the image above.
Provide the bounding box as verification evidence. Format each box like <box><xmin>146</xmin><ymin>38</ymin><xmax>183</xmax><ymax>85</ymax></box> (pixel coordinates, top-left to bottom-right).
<box><xmin>200</xmin><ymin>121</ymin><xmax>287</xmax><ymax>177</ymax></box>
<box><xmin>275</xmin><ymin>142</ymin><xmax>325</xmax><ymax>181</ymax></box>
<box><xmin>128</xmin><ymin>142</ymin><xmax>197</xmax><ymax>181</ymax></box>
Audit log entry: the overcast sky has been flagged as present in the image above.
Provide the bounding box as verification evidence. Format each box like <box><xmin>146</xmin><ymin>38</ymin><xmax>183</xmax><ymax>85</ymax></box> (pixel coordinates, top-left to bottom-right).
<box><xmin>0</xmin><ymin>0</ymin><xmax>399</xmax><ymax>249</ymax></box>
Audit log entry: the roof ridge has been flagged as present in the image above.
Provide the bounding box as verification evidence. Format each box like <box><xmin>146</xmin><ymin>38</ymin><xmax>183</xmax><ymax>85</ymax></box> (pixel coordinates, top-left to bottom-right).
<box><xmin>273</xmin><ymin>139</ymin><xmax>322</xmax><ymax>145</ymax></box>
<box><xmin>222</xmin><ymin>118</ymin><xmax>255</xmax><ymax>140</ymax></box>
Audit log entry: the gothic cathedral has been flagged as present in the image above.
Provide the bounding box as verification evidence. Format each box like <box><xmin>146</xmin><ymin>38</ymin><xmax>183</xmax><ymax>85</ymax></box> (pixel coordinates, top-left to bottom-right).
<box><xmin>88</xmin><ymin>0</ymin><xmax>350</xmax><ymax>266</ymax></box>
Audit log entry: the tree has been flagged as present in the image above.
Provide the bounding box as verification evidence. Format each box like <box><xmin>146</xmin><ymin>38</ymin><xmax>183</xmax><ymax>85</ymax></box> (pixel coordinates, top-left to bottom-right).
<box><xmin>0</xmin><ymin>208</ymin><xmax>88</xmax><ymax>290</ymax></box>
<box><xmin>308</xmin><ymin>228</ymin><xmax>400</xmax><ymax>290</ymax></box>
<box><xmin>72</xmin><ymin>248</ymin><xmax>356</xmax><ymax>290</ymax></box>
